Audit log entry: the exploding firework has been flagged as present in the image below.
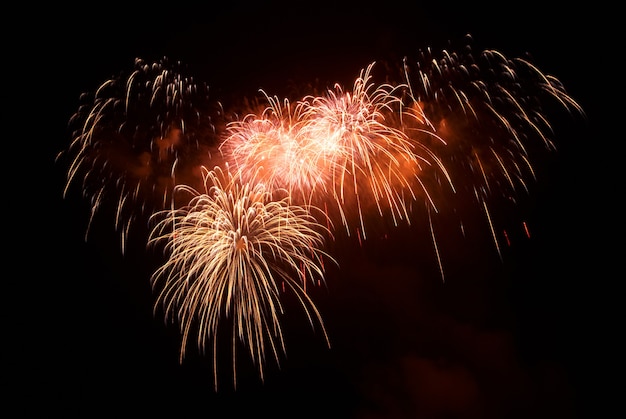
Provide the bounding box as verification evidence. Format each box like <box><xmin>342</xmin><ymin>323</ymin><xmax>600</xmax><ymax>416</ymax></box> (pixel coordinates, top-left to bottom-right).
<box><xmin>301</xmin><ymin>63</ymin><xmax>454</xmax><ymax>240</ymax></box>
<box><xmin>59</xmin><ymin>57</ymin><xmax>219</xmax><ymax>252</ymax></box>
<box><xmin>218</xmin><ymin>92</ymin><xmax>327</xmax><ymax>201</ymax></box>
<box><xmin>397</xmin><ymin>35</ymin><xmax>585</xmax><ymax>259</ymax></box>
<box><xmin>220</xmin><ymin>63</ymin><xmax>451</xmax><ymax>241</ymax></box>
<box><xmin>148</xmin><ymin>165</ymin><xmax>335</xmax><ymax>390</ymax></box>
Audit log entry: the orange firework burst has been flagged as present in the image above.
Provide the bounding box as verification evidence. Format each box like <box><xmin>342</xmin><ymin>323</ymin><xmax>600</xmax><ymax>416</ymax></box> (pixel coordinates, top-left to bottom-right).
<box><xmin>299</xmin><ymin>63</ymin><xmax>453</xmax><ymax>239</ymax></box>
<box><xmin>221</xmin><ymin>63</ymin><xmax>451</xmax><ymax>241</ymax></box>
<box><xmin>218</xmin><ymin>93</ymin><xmax>332</xmax><ymax>202</ymax></box>
<box><xmin>148</xmin><ymin>165</ymin><xmax>335</xmax><ymax>390</ymax></box>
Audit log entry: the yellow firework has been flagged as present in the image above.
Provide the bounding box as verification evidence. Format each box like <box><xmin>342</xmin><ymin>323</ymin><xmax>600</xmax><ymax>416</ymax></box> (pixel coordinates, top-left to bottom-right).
<box><xmin>148</xmin><ymin>165</ymin><xmax>335</xmax><ymax>390</ymax></box>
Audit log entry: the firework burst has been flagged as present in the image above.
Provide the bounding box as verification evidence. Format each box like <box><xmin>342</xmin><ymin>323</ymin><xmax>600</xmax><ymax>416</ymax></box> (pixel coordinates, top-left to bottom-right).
<box><xmin>218</xmin><ymin>92</ymin><xmax>329</xmax><ymax>202</ymax></box>
<box><xmin>58</xmin><ymin>57</ymin><xmax>219</xmax><ymax>252</ymax></box>
<box><xmin>299</xmin><ymin>63</ymin><xmax>455</xmax><ymax>241</ymax></box>
<box><xmin>221</xmin><ymin>63</ymin><xmax>451</xmax><ymax>241</ymax></box>
<box><xmin>148</xmin><ymin>165</ymin><xmax>335</xmax><ymax>390</ymax></box>
<box><xmin>398</xmin><ymin>35</ymin><xmax>585</xmax><ymax>259</ymax></box>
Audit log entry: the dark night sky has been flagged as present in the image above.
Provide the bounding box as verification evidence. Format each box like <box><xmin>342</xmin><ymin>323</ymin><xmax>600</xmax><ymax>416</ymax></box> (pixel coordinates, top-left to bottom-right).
<box><xmin>11</xmin><ymin>2</ymin><xmax>616</xmax><ymax>418</ymax></box>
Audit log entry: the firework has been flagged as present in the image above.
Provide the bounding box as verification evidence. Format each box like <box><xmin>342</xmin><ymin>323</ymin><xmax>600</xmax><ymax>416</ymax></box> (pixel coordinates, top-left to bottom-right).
<box><xmin>148</xmin><ymin>165</ymin><xmax>335</xmax><ymax>390</ymax></box>
<box><xmin>397</xmin><ymin>35</ymin><xmax>584</xmax><ymax>259</ymax></box>
<box><xmin>58</xmin><ymin>57</ymin><xmax>219</xmax><ymax>252</ymax></box>
<box><xmin>58</xmin><ymin>32</ymin><xmax>585</xmax><ymax>390</ymax></box>
<box><xmin>218</xmin><ymin>92</ymin><xmax>329</xmax><ymax>202</ymax></box>
<box><xmin>221</xmin><ymin>63</ymin><xmax>451</xmax><ymax>241</ymax></box>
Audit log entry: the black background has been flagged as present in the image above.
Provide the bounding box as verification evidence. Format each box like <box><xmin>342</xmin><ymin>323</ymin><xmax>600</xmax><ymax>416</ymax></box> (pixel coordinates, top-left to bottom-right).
<box><xmin>11</xmin><ymin>2</ymin><xmax>615</xmax><ymax>418</ymax></box>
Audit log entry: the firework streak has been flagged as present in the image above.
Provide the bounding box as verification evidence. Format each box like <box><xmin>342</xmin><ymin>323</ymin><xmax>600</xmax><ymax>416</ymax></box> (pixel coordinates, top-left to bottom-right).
<box><xmin>59</xmin><ymin>36</ymin><xmax>584</xmax><ymax>389</ymax></box>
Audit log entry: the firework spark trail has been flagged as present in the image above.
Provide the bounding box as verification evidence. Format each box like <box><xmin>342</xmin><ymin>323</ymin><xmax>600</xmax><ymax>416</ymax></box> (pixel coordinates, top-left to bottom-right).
<box><xmin>58</xmin><ymin>57</ymin><xmax>219</xmax><ymax>252</ymax></box>
<box><xmin>148</xmin><ymin>165</ymin><xmax>336</xmax><ymax>390</ymax></box>
<box><xmin>398</xmin><ymin>35</ymin><xmax>585</xmax><ymax>258</ymax></box>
